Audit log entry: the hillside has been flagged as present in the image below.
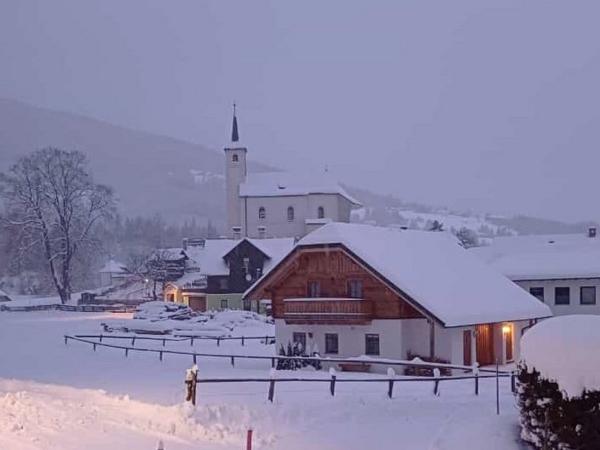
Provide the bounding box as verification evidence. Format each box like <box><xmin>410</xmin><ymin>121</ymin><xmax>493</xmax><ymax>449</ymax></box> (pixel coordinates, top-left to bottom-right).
<box><xmin>0</xmin><ymin>98</ymin><xmax>594</xmax><ymax>238</ymax></box>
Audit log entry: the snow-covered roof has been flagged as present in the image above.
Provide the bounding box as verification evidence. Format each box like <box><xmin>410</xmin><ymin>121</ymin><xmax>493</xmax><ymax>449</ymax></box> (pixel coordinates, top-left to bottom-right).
<box><xmin>99</xmin><ymin>260</ymin><xmax>127</xmax><ymax>274</ymax></box>
<box><xmin>0</xmin><ymin>289</ymin><xmax>11</xmax><ymax>301</ymax></box>
<box><xmin>521</xmin><ymin>315</ymin><xmax>600</xmax><ymax>397</ymax></box>
<box><xmin>174</xmin><ymin>237</ymin><xmax>295</xmax><ymax>282</ymax></box>
<box><xmin>251</xmin><ymin>223</ymin><xmax>551</xmax><ymax>327</ymax></box>
<box><xmin>470</xmin><ymin>233</ymin><xmax>600</xmax><ymax>280</ymax></box>
<box><xmin>239</xmin><ymin>172</ymin><xmax>361</xmax><ymax>206</ymax></box>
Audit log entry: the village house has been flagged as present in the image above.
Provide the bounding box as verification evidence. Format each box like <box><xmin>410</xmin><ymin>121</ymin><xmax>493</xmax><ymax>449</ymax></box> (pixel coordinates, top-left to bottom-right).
<box><xmin>224</xmin><ymin>106</ymin><xmax>362</xmax><ymax>239</ymax></box>
<box><xmin>471</xmin><ymin>227</ymin><xmax>600</xmax><ymax>316</ymax></box>
<box><xmin>98</xmin><ymin>259</ymin><xmax>129</xmax><ymax>287</ymax></box>
<box><xmin>163</xmin><ymin>237</ymin><xmax>294</xmax><ymax>312</ymax></box>
<box><xmin>244</xmin><ymin>223</ymin><xmax>551</xmax><ymax>369</ymax></box>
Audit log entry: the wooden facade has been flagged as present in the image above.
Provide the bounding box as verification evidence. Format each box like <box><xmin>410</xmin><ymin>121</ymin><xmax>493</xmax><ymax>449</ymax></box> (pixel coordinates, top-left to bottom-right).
<box><xmin>253</xmin><ymin>247</ymin><xmax>425</xmax><ymax>324</ymax></box>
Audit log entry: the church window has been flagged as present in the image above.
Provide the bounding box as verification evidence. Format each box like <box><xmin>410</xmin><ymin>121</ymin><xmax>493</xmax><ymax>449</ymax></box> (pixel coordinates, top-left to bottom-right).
<box><xmin>287</xmin><ymin>206</ymin><xmax>295</xmax><ymax>222</ymax></box>
<box><xmin>258</xmin><ymin>207</ymin><xmax>266</xmax><ymax>220</ymax></box>
<box><xmin>232</xmin><ymin>154</ymin><xmax>239</xmax><ymax>162</ymax></box>
<box><xmin>317</xmin><ymin>206</ymin><xmax>325</xmax><ymax>219</ymax></box>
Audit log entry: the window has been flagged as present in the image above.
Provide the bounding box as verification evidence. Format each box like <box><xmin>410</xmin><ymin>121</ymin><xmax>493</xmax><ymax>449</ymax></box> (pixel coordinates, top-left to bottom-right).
<box><xmin>325</xmin><ymin>333</ymin><xmax>339</xmax><ymax>354</ymax></box>
<box><xmin>220</xmin><ymin>299</ymin><xmax>228</xmax><ymax>309</ymax></box>
<box><xmin>258</xmin><ymin>226</ymin><xmax>266</xmax><ymax>239</ymax></box>
<box><xmin>347</xmin><ymin>279</ymin><xmax>363</xmax><ymax>298</ymax></box>
<box><xmin>219</xmin><ymin>278</ymin><xmax>228</xmax><ymax>290</ymax></box>
<box><xmin>307</xmin><ymin>280</ymin><xmax>321</xmax><ymax>298</ymax></box>
<box><xmin>581</xmin><ymin>286</ymin><xmax>596</xmax><ymax>305</ymax></box>
<box><xmin>317</xmin><ymin>206</ymin><xmax>325</xmax><ymax>219</ymax></box>
<box><xmin>529</xmin><ymin>287</ymin><xmax>544</xmax><ymax>302</ymax></box>
<box><xmin>243</xmin><ymin>257</ymin><xmax>250</xmax><ymax>273</ymax></box>
<box><xmin>232</xmin><ymin>154</ymin><xmax>238</xmax><ymax>162</ymax></box>
<box><xmin>365</xmin><ymin>334</ymin><xmax>380</xmax><ymax>356</ymax></box>
<box><xmin>256</xmin><ymin>267</ymin><xmax>262</xmax><ymax>279</ymax></box>
<box><xmin>258</xmin><ymin>207</ymin><xmax>266</xmax><ymax>220</ymax></box>
<box><xmin>287</xmin><ymin>206</ymin><xmax>295</xmax><ymax>222</ymax></box>
<box><xmin>293</xmin><ymin>332</ymin><xmax>307</xmax><ymax>352</ymax></box>
<box><xmin>232</xmin><ymin>226</ymin><xmax>241</xmax><ymax>239</ymax></box>
<box><xmin>555</xmin><ymin>287</ymin><xmax>570</xmax><ymax>305</ymax></box>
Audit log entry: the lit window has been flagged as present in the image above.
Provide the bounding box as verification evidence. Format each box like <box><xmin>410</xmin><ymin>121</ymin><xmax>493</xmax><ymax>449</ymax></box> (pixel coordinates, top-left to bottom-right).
<box><xmin>318</xmin><ymin>206</ymin><xmax>325</xmax><ymax>219</ymax></box>
<box><xmin>287</xmin><ymin>206</ymin><xmax>295</xmax><ymax>222</ymax></box>
<box><xmin>258</xmin><ymin>207</ymin><xmax>266</xmax><ymax>220</ymax></box>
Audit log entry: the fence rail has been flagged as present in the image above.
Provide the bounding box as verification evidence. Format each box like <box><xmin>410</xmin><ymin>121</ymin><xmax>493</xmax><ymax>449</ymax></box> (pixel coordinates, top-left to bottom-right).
<box><xmin>64</xmin><ymin>334</ymin><xmax>511</xmax><ymax>375</ymax></box>
<box><xmin>1</xmin><ymin>304</ymin><xmax>136</xmax><ymax>313</ymax></box>
<box><xmin>73</xmin><ymin>334</ymin><xmax>275</xmax><ymax>347</ymax></box>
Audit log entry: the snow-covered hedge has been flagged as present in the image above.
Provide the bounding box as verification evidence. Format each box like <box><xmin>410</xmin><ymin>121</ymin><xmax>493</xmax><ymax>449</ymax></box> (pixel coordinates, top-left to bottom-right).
<box><xmin>518</xmin><ymin>316</ymin><xmax>600</xmax><ymax>449</ymax></box>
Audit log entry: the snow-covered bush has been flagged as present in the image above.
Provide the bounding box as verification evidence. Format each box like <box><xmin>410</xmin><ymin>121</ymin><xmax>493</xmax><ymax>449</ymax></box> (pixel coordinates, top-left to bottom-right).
<box><xmin>133</xmin><ymin>301</ymin><xmax>194</xmax><ymax>320</ymax></box>
<box><xmin>518</xmin><ymin>316</ymin><xmax>600</xmax><ymax>449</ymax></box>
<box><xmin>276</xmin><ymin>342</ymin><xmax>321</xmax><ymax>371</ymax></box>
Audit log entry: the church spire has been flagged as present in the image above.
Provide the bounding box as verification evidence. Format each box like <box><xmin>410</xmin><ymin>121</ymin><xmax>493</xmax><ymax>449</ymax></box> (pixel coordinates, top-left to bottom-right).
<box><xmin>231</xmin><ymin>102</ymin><xmax>239</xmax><ymax>143</ymax></box>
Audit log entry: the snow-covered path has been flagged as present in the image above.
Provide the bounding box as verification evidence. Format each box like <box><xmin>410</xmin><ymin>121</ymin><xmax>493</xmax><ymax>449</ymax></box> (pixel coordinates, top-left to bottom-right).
<box><xmin>0</xmin><ymin>312</ymin><xmax>525</xmax><ymax>449</ymax></box>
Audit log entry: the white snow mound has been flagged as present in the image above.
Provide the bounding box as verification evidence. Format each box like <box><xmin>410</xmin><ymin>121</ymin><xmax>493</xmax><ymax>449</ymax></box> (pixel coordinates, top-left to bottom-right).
<box><xmin>521</xmin><ymin>315</ymin><xmax>600</xmax><ymax>397</ymax></box>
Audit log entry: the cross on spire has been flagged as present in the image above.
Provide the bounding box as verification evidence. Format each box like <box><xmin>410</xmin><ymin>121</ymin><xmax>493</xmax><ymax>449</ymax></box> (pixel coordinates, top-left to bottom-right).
<box><xmin>231</xmin><ymin>102</ymin><xmax>239</xmax><ymax>142</ymax></box>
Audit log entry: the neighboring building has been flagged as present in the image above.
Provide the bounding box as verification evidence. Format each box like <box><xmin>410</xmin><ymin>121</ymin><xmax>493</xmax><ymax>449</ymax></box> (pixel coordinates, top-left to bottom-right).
<box><xmin>163</xmin><ymin>237</ymin><xmax>294</xmax><ymax>311</ymax></box>
<box><xmin>471</xmin><ymin>228</ymin><xmax>600</xmax><ymax>316</ymax></box>
<box><xmin>0</xmin><ymin>289</ymin><xmax>11</xmax><ymax>302</ymax></box>
<box><xmin>245</xmin><ymin>223</ymin><xmax>551</xmax><ymax>369</ymax></box>
<box><xmin>224</xmin><ymin>106</ymin><xmax>361</xmax><ymax>239</ymax></box>
<box><xmin>99</xmin><ymin>260</ymin><xmax>129</xmax><ymax>287</ymax></box>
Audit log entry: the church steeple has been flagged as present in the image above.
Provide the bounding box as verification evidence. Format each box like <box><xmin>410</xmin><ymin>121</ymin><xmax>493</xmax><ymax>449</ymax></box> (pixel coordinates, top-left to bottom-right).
<box><xmin>231</xmin><ymin>103</ymin><xmax>239</xmax><ymax>142</ymax></box>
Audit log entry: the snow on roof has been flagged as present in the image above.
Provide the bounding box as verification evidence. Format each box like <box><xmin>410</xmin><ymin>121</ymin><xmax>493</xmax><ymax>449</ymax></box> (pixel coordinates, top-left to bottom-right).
<box><xmin>239</xmin><ymin>172</ymin><xmax>361</xmax><ymax>206</ymax></box>
<box><xmin>0</xmin><ymin>289</ymin><xmax>10</xmax><ymax>301</ymax></box>
<box><xmin>521</xmin><ymin>315</ymin><xmax>600</xmax><ymax>397</ymax></box>
<box><xmin>470</xmin><ymin>233</ymin><xmax>600</xmax><ymax>280</ymax></box>
<box><xmin>176</xmin><ymin>238</ymin><xmax>295</xmax><ymax>280</ymax></box>
<box><xmin>293</xmin><ymin>223</ymin><xmax>551</xmax><ymax>327</ymax></box>
<box><xmin>99</xmin><ymin>260</ymin><xmax>127</xmax><ymax>274</ymax></box>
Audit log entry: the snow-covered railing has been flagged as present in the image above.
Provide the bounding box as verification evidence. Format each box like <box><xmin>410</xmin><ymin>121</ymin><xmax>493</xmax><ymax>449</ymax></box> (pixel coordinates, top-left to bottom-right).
<box><xmin>72</xmin><ymin>333</ymin><xmax>275</xmax><ymax>347</ymax></box>
<box><xmin>64</xmin><ymin>334</ymin><xmax>512</xmax><ymax>375</ymax></box>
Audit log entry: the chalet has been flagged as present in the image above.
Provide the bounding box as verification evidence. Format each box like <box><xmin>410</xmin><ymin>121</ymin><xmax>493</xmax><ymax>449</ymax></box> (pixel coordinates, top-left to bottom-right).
<box><xmin>163</xmin><ymin>237</ymin><xmax>294</xmax><ymax>312</ymax></box>
<box><xmin>471</xmin><ymin>228</ymin><xmax>600</xmax><ymax>317</ymax></box>
<box><xmin>98</xmin><ymin>260</ymin><xmax>129</xmax><ymax>287</ymax></box>
<box><xmin>245</xmin><ymin>223</ymin><xmax>551</xmax><ymax>369</ymax></box>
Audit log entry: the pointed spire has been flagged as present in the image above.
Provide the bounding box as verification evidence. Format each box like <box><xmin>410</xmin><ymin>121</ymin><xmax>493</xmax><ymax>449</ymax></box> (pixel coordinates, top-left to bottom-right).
<box><xmin>231</xmin><ymin>102</ymin><xmax>239</xmax><ymax>142</ymax></box>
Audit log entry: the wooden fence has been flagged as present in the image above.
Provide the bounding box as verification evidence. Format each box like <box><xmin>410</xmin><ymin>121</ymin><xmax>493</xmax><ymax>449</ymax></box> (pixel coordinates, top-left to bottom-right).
<box><xmin>64</xmin><ymin>334</ymin><xmax>511</xmax><ymax>375</ymax></box>
<box><xmin>0</xmin><ymin>304</ymin><xmax>136</xmax><ymax>313</ymax></box>
<box><xmin>73</xmin><ymin>334</ymin><xmax>275</xmax><ymax>347</ymax></box>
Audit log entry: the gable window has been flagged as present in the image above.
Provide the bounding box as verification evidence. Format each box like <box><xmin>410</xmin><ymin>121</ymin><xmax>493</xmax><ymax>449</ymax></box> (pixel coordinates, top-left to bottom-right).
<box><xmin>287</xmin><ymin>206</ymin><xmax>295</xmax><ymax>222</ymax></box>
<box><xmin>555</xmin><ymin>287</ymin><xmax>570</xmax><ymax>305</ymax></box>
<box><xmin>347</xmin><ymin>279</ymin><xmax>363</xmax><ymax>298</ymax></box>
<box><xmin>220</xmin><ymin>299</ymin><xmax>228</xmax><ymax>309</ymax></box>
<box><xmin>243</xmin><ymin>257</ymin><xmax>250</xmax><ymax>273</ymax></box>
<box><xmin>365</xmin><ymin>334</ymin><xmax>380</xmax><ymax>356</ymax></box>
<box><xmin>317</xmin><ymin>206</ymin><xmax>325</xmax><ymax>219</ymax></box>
<box><xmin>232</xmin><ymin>154</ymin><xmax>239</xmax><ymax>162</ymax></box>
<box><xmin>529</xmin><ymin>287</ymin><xmax>544</xmax><ymax>302</ymax></box>
<box><xmin>325</xmin><ymin>333</ymin><xmax>339</xmax><ymax>354</ymax></box>
<box><xmin>258</xmin><ymin>207</ymin><xmax>266</xmax><ymax>220</ymax></box>
<box><xmin>581</xmin><ymin>286</ymin><xmax>596</xmax><ymax>305</ymax></box>
<box><xmin>307</xmin><ymin>280</ymin><xmax>321</xmax><ymax>298</ymax></box>
<box><xmin>293</xmin><ymin>332</ymin><xmax>307</xmax><ymax>352</ymax></box>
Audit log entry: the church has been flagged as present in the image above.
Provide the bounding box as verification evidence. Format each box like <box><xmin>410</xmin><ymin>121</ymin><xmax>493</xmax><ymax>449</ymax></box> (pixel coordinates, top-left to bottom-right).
<box><xmin>224</xmin><ymin>108</ymin><xmax>362</xmax><ymax>239</ymax></box>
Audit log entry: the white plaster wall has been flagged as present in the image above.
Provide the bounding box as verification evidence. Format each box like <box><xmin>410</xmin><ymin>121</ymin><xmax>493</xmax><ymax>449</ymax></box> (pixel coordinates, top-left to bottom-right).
<box><xmin>224</xmin><ymin>148</ymin><xmax>247</xmax><ymax>236</ymax></box>
<box><xmin>242</xmin><ymin>193</ymin><xmax>348</xmax><ymax>238</ymax></box>
<box><xmin>515</xmin><ymin>278</ymin><xmax>600</xmax><ymax>316</ymax></box>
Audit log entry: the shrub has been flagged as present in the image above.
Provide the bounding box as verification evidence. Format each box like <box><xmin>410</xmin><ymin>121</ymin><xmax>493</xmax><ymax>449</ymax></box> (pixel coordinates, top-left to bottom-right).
<box><xmin>517</xmin><ymin>363</ymin><xmax>600</xmax><ymax>450</ymax></box>
<box><xmin>276</xmin><ymin>341</ymin><xmax>322</xmax><ymax>371</ymax></box>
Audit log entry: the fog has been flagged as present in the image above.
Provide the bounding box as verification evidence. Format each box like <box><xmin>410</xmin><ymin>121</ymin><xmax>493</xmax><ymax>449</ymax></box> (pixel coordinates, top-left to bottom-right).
<box><xmin>1</xmin><ymin>0</ymin><xmax>599</xmax><ymax>222</ymax></box>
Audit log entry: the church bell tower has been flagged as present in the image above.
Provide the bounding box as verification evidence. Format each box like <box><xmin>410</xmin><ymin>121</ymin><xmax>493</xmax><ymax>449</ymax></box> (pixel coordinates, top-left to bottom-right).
<box><xmin>224</xmin><ymin>104</ymin><xmax>247</xmax><ymax>238</ymax></box>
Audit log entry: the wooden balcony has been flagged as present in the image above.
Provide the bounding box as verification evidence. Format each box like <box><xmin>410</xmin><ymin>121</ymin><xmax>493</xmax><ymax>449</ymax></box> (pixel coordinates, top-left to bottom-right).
<box><xmin>282</xmin><ymin>298</ymin><xmax>373</xmax><ymax>324</ymax></box>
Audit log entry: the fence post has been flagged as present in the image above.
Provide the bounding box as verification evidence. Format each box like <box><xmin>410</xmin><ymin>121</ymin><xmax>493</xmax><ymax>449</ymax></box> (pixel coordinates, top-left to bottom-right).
<box><xmin>93</xmin><ymin>343</ymin><xmax>97</xmax><ymax>352</ymax></box>
<box><xmin>190</xmin><ymin>337</ymin><xmax>194</xmax><ymax>347</ymax></box>
<box><xmin>159</xmin><ymin>351</ymin><xmax>163</xmax><ymax>362</ymax></box>
<box><xmin>329</xmin><ymin>368</ymin><xmax>337</xmax><ymax>397</ymax></box>
<box><xmin>193</xmin><ymin>354</ymin><xmax>197</xmax><ymax>364</ymax></box>
<box><xmin>246</xmin><ymin>429</ymin><xmax>253</xmax><ymax>450</ymax></box>
<box><xmin>496</xmin><ymin>360</ymin><xmax>500</xmax><ymax>415</ymax></box>
<box><xmin>217</xmin><ymin>337</ymin><xmax>221</xmax><ymax>347</ymax></box>
<box><xmin>162</xmin><ymin>338</ymin><xmax>166</xmax><ymax>347</ymax></box>
<box><xmin>265</xmin><ymin>335</ymin><xmax>268</xmax><ymax>346</ymax></box>
<box><xmin>131</xmin><ymin>336</ymin><xmax>136</xmax><ymax>346</ymax></box>
<box><xmin>230</xmin><ymin>356</ymin><xmax>235</xmax><ymax>367</ymax></box>
<box><xmin>64</xmin><ymin>336</ymin><xmax>68</xmax><ymax>345</ymax></box>
<box><xmin>511</xmin><ymin>370</ymin><xmax>516</xmax><ymax>394</ymax></box>
<box><xmin>185</xmin><ymin>364</ymin><xmax>199</xmax><ymax>406</ymax></box>
<box><xmin>157</xmin><ymin>439</ymin><xmax>165</xmax><ymax>450</ymax></box>
<box><xmin>387</xmin><ymin>368</ymin><xmax>396</xmax><ymax>399</ymax></box>
<box><xmin>433</xmin><ymin>368</ymin><xmax>440</xmax><ymax>396</ymax></box>
<box><xmin>125</xmin><ymin>348</ymin><xmax>129</xmax><ymax>358</ymax></box>
<box><xmin>268</xmin><ymin>369</ymin><xmax>276</xmax><ymax>402</ymax></box>
<box><xmin>241</xmin><ymin>336</ymin><xmax>245</xmax><ymax>346</ymax></box>
<box><xmin>473</xmin><ymin>363</ymin><xmax>479</xmax><ymax>396</ymax></box>
<box><xmin>271</xmin><ymin>357</ymin><xmax>275</xmax><ymax>368</ymax></box>
<box><xmin>99</xmin><ymin>334</ymin><xmax>103</xmax><ymax>343</ymax></box>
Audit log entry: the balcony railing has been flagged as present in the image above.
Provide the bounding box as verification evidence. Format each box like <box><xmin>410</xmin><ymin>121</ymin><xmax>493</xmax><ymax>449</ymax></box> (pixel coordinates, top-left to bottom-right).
<box><xmin>282</xmin><ymin>298</ymin><xmax>373</xmax><ymax>324</ymax></box>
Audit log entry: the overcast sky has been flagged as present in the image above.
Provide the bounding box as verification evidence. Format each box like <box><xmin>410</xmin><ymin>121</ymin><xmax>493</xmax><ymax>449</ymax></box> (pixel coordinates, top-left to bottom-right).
<box><xmin>1</xmin><ymin>0</ymin><xmax>600</xmax><ymax>222</ymax></box>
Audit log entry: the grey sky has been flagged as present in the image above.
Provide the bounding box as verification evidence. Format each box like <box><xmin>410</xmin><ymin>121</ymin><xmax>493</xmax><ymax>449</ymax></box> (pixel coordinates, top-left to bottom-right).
<box><xmin>1</xmin><ymin>0</ymin><xmax>599</xmax><ymax>222</ymax></box>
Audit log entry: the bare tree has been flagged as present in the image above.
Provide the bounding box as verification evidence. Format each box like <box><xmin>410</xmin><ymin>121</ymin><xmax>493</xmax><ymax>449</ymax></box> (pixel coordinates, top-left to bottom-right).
<box><xmin>0</xmin><ymin>148</ymin><xmax>115</xmax><ymax>303</ymax></box>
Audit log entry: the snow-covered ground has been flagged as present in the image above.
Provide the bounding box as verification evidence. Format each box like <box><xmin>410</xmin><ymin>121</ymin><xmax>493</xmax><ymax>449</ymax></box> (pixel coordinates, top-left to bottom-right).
<box><xmin>0</xmin><ymin>311</ymin><xmax>525</xmax><ymax>449</ymax></box>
